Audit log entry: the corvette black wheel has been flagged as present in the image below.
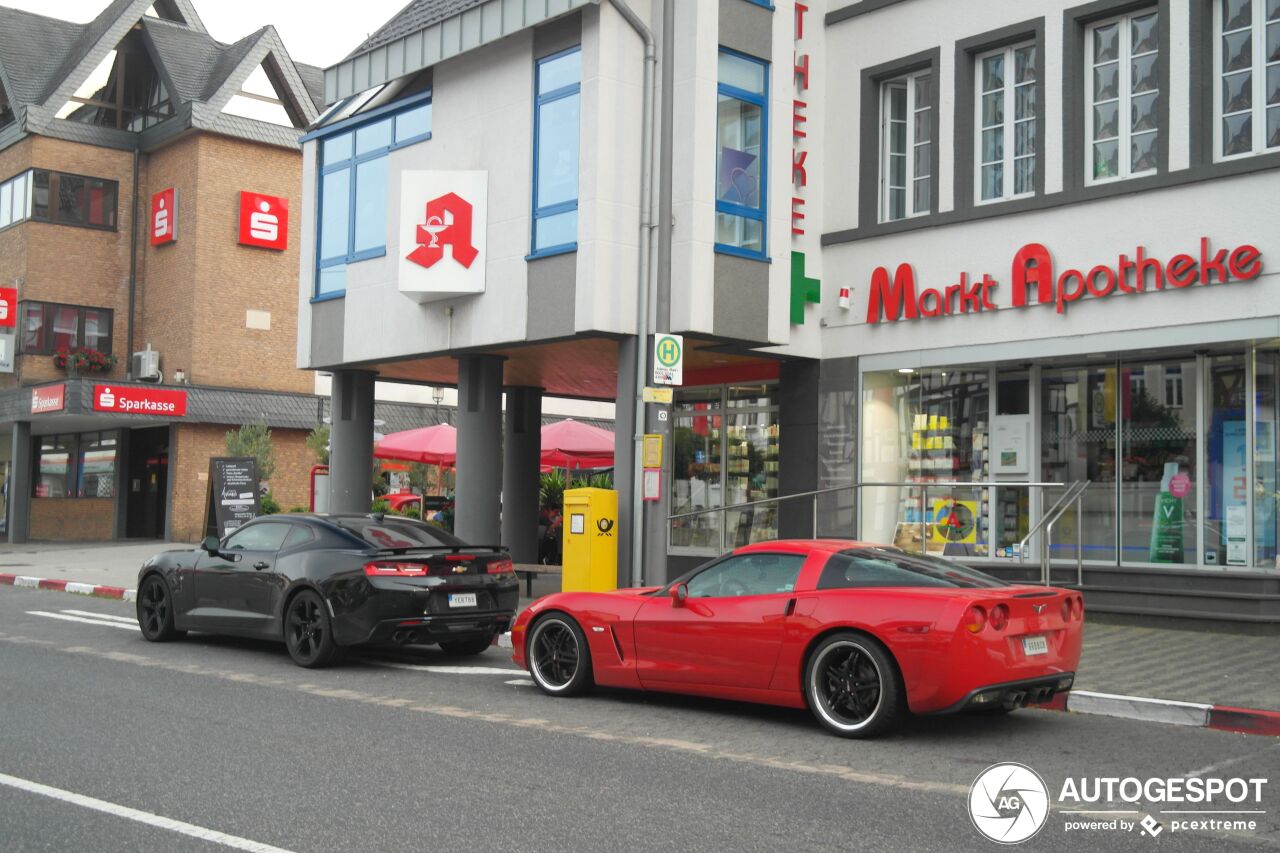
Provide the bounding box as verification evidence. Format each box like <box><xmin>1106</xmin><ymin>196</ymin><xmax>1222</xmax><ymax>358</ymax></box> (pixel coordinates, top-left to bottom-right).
<box><xmin>527</xmin><ymin>614</ymin><xmax>592</xmax><ymax>696</ymax></box>
<box><xmin>136</xmin><ymin>575</ymin><xmax>184</xmax><ymax>642</ymax></box>
<box><xmin>285</xmin><ymin>590</ymin><xmax>338</xmax><ymax>668</ymax></box>
<box><xmin>805</xmin><ymin>633</ymin><xmax>903</xmax><ymax>738</ymax></box>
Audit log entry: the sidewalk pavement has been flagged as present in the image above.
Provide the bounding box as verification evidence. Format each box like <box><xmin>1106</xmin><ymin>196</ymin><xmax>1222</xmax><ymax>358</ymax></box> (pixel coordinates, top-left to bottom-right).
<box><xmin>2</xmin><ymin>540</ymin><xmax>1278</xmax><ymax>731</ymax></box>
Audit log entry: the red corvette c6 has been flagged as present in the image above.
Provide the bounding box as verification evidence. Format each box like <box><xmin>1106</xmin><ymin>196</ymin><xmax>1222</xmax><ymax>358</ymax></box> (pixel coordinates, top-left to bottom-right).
<box><xmin>512</xmin><ymin>540</ymin><xmax>1083</xmax><ymax>737</ymax></box>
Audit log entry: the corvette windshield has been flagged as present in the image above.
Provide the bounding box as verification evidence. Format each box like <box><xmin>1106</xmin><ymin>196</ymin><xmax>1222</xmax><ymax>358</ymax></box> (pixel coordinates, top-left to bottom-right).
<box><xmin>818</xmin><ymin>547</ymin><xmax>1006</xmax><ymax>589</ymax></box>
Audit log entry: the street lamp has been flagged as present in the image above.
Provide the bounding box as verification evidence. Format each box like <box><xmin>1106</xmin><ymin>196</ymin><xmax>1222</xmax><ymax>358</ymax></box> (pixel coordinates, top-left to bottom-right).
<box><xmin>432</xmin><ymin>386</ymin><xmax>446</xmax><ymax>424</ymax></box>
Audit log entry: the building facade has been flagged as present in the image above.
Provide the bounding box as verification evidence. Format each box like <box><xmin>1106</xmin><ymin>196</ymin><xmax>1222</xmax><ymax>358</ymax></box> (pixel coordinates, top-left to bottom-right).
<box><xmin>0</xmin><ymin>0</ymin><xmax>330</xmax><ymax>542</ymax></box>
<box><xmin>299</xmin><ymin>0</ymin><xmax>1280</xmax><ymax>623</ymax></box>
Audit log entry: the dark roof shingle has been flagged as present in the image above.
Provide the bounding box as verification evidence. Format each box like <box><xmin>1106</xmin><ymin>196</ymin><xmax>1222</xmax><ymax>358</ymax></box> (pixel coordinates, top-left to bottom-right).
<box><xmin>345</xmin><ymin>0</ymin><xmax>487</xmax><ymax>60</ymax></box>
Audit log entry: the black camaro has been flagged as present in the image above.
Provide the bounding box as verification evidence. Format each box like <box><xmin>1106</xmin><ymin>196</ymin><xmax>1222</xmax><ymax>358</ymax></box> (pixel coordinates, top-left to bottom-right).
<box><xmin>135</xmin><ymin>513</ymin><xmax>520</xmax><ymax>667</ymax></box>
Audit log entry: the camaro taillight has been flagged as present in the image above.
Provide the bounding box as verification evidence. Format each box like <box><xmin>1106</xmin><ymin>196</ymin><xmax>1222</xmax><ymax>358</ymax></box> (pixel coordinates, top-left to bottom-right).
<box><xmin>963</xmin><ymin>604</ymin><xmax>987</xmax><ymax>633</ymax></box>
<box><xmin>989</xmin><ymin>604</ymin><xmax>1009</xmax><ymax>631</ymax></box>
<box><xmin>364</xmin><ymin>561</ymin><xmax>428</xmax><ymax>576</ymax></box>
<box><xmin>487</xmin><ymin>558</ymin><xmax>515</xmax><ymax>575</ymax></box>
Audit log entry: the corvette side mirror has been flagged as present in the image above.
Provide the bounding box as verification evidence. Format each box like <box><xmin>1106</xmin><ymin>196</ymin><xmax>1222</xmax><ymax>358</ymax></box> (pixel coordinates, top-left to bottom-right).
<box><xmin>670</xmin><ymin>583</ymin><xmax>688</xmax><ymax>608</ymax></box>
<box><xmin>201</xmin><ymin>535</ymin><xmax>221</xmax><ymax>554</ymax></box>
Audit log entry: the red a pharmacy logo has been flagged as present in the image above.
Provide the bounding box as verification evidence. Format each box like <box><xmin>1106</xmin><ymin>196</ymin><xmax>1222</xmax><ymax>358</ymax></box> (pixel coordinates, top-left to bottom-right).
<box><xmin>406</xmin><ymin>192</ymin><xmax>478</xmax><ymax>270</ymax></box>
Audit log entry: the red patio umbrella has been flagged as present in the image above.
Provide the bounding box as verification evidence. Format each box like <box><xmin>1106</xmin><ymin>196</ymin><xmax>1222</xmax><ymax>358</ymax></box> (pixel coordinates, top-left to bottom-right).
<box><xmin>541</xmin><ymin>419</ymin><xmax>614</xmax><ymax>470</ymax></box>
<box><xmin>374</xmin><ymin>423</ymin><xmax>457</xmax><ymax>465</ymax></box>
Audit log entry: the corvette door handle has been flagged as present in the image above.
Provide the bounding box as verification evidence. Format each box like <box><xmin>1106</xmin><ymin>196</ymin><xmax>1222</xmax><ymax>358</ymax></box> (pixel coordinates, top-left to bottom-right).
<box><xmin>253</xmin><ymin>561</ymin><xmax>270</xmax><ymax>571</ymax></box>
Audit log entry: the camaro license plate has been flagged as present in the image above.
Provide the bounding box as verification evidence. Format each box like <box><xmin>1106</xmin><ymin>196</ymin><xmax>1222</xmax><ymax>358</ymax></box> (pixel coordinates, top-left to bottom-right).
<box><xmin>448</xmin><ymin>593</ymin><xmax>478</xmax><ymax>608</ymax></box>
<box><xmin>1022</xmin><ymin>635</ymin><xmax>1049</xmax><ymax>656</ymax></box>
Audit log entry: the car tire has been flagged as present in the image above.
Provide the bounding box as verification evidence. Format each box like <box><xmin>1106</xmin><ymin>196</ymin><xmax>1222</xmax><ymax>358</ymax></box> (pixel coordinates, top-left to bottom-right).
<box><xmin>136</xmin><ymin>575</ymin><xmax>185</xmax><ymax>642</ymax></box>
<box><xmin>284</xmin><ymin>590</ymin><xmax>339</xmax><ymax>668</ymax></box>
<box><xmin>527</xmin><ymin>613</ymin><xmax>593</xmax><ymax>697</ymax></box>
<box><xmin>804</xmin><ymin>632</ymin><xmax>904</xmax><ymax>739</ymax></box>
<box><xmin>439</xmin><ymin>636</ymin><xmax>493</xmax><ymax>656</ymax></box>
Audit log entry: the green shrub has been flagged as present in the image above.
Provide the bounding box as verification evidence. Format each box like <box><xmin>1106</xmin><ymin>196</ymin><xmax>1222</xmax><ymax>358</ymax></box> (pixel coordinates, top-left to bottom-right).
<box><xmin>287</xmin><ymin>505</ymin><xmax>308</xmax><ymax>513</ymax></box>
<box><xmin>371</xmin><ymin>499</ymin><xmax>390</xmax><ymax>514</ymax></box>
<box><xmin>260</xmin><ymin>492</ymin><xmax>281</xmax><ymax>515</ymax></box>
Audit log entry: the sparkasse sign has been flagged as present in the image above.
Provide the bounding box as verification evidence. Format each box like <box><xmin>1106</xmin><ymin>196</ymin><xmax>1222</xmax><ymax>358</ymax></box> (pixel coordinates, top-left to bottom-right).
<box><xmin>31</xmin><ymin>384</ymin><xmax>65</xmax><ymax>414</ymax></box>
<box><xmin>92</xmin><ymin>385</ymin><xmax>188</xmax><ymax>416</ymax></box>
<box><xmin>151</xmin><ymin>187</ymin><xmax>177</xmax><ymax>246</ymax></box>
<box><xmin>866</xmin><ymin>237</ymin><xmax>1263</xmax><ymax>324</ymax></box>
<box><xmin>237</xmin><ymin>191</ymin><xmax>288</xmax><ymax>251</ymax></box>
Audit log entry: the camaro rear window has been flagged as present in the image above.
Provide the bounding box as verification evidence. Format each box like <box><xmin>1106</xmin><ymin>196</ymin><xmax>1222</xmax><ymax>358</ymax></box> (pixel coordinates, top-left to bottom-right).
<box><xmin>817</xmin><ymin>548</ymin><xmax>1006</xmax><ymax>589</ymax></box>
<box><xmin>335</xmin><ymin>518</ymin><xmax>465</xmax><ymax>549</ymax></box>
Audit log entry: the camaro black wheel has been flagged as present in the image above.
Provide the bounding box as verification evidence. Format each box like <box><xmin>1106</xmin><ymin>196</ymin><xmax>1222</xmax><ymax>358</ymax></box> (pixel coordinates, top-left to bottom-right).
<box><xmin>284</xmin><ymin>590</ymin><xmax>339</xmax><ymax>668</ymax></box>
<box><xmin>804</xmin><ymin>632</ymin><xmax>904</xmax><ymax>738</ymax></box>
<box><xmin>136</xmin><ymin>575</ymin><xmax>184</xmax><ymax>642</ymax></box>
<box><xmin>439</xmin><ymin>636</ymin><xmax>493</xmax><ymax>656</ymax></box>
<box><xmin>527</xmin><ymin>614</ymin><xmax>592</xmax><ymax>696</ymax></box>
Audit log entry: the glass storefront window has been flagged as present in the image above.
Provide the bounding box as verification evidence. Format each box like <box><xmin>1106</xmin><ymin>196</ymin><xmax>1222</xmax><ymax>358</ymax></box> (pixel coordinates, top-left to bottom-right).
<box><xmin>1206</xmin><ymin>355</ymin><xmax>1248</xmax><ymax>566</ymax></box>
<box><xmin>1256</xmin><ymin>351</ymin><xmax>1280</xmax><ymax>569</ymax></box>
<box><xmin>78</xmin><ymin>432</ymin><xmax>117</xmax><ymax>498</ymax></box>
<box><xmin>35</xmin><ymin>435</ymin><xmax>73</xmax><ymax>498</ymax></box>
<box><xmin>670</xmin><ymin>384</ymin><xmax>779</xmax><ymax>552</ymax></box>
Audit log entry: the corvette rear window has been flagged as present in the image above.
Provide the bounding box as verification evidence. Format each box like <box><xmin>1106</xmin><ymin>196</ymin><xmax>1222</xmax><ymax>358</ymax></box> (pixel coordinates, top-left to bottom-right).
<box><xmin>817</xmin><ymin>548</ymin><xmax>1006</xmax><ymax>589</ymax></box>
<box><xmin>335</xmin><ymin>518</ymin><xmax>465</xmax><ymax>549</ymax></box>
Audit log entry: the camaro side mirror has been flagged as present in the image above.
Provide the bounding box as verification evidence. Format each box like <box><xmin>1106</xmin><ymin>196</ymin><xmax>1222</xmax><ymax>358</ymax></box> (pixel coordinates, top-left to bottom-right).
<box><xmin>670</xmin><ymin>583</ymin><xmax>688</xmax><ymax>608</ymax></box>
<box><xmin>202</xmin><ymin>535</ymin><xmax>221</xmax><ymax>554</ymax></box>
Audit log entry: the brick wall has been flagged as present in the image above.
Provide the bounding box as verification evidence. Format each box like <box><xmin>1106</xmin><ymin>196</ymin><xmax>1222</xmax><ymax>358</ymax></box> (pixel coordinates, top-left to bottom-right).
<box><xmin>0</xmin><ymin>138</ymin><xmax>32</xmax><ymax>390</ymax></box>
<box><xmin>30</xmin><ymin>497</ymin><xmax>114</xmax><ymax>541</ymax></box>
<box><xmin>169</xmin><ymin>422</ymin><xmax>315</xmax><ymax>542</ymax></box>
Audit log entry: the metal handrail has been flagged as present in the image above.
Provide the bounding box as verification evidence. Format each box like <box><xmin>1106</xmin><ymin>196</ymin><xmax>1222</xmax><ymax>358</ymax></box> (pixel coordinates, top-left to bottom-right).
<box><xmin>667</xmin><ymin>480</ymin><xmax>1070</xmax><ymax>559</ymax></box>
<box><xmin>1017</xmin><ymin>480</ymin><xmax>1092</xmax><ymax>586</ymax></box>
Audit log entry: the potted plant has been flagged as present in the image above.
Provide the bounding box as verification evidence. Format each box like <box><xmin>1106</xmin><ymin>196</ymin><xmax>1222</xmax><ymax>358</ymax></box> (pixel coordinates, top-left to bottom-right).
<box><xmin>53</xmin><ymin>347</ymin><xmax>117</xmax><ymax>377</ymax></box>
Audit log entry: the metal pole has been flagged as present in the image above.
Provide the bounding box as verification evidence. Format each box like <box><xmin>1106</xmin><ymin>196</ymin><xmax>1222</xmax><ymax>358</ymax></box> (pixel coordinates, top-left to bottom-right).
<box><xmin>606</xmin><ymin>0</ymin><xmax>656</xmax><ymax>587</ymax></box>
<box><xmin>812</xmin><ymin>493</ymin><xmax>819</xmax><ymax>538</ymax></box>
<box><xmin>719</xmin><ymin>506</ymin><xmax>727</xmax><ymax>555</ymax></box>
<box><xmin>1075</xmin><ymin>494</ymin><xmax>1084</xmax><ymax>586</ymax></box>
<box><xmin>919</xmin><ymin>485</ymin><xmax>927</xmax><ymax>555</ymax></box>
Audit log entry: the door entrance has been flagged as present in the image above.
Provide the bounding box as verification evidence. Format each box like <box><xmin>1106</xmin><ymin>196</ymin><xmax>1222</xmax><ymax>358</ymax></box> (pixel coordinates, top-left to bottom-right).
<box><xmin>126</xmin><ymin>427</ymin><xmax>169</xmax><ymax>539</ymax></box>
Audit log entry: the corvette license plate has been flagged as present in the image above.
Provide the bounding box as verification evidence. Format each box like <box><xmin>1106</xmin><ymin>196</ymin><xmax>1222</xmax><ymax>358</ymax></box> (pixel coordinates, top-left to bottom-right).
<box><xmin>448</xmin><ymin>593</ymin><xmax>477</xmax><ymax>608</ymax></box>
<box><xmin>1022</xmin><ymin>635</ymin><xmax>1049</xmax><ymax>656</ymax></box>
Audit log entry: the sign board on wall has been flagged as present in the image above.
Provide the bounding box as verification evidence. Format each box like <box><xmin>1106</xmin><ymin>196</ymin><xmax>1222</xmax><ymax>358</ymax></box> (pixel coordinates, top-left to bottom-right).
<box><xmin>30</xmin><ymin>384</ymin><xmax>65</xmax><ymax>413</ymax></box>
<box><xmin>204</xmin><ymin>457</ymin><xmax>260</xmax><ymax>537</ymax></box>
<box><xmin>92</xmin><ymin>385</ymin><xmax>188</xmax><ymax>416</ymax></box>
<box><xmin>151</xmin><ymin>187</ymin><xmax>177</xmax><ymax>245</ymax></box>
<box><xmin>398</xmin><ymin>170</ymin><xmax>488</xmax><ymax>303</ymax></box>
<box><xmin>237</xmin><ymin>191</ymin><xmax>289</xmax><ymax>250</ymax></box>
<box><xmin>992</xmin><ymin>416</ymin><xmax>1031</xmax><ymax>475</ymax></box>
<box><xmin>0</xmin><ymin>286</ymin><xmax>16</xmax><ymax>327</ymax></box>
<box><xmin>0</xmin><ymin>332</ymin><xmax>13</xmax><ymax>373</ymax></box>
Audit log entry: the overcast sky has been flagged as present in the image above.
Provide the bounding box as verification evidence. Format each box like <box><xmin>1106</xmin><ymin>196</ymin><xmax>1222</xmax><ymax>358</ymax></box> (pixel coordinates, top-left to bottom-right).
<box><xmin>1</xmin><ymin>0</ymin><xmax>416</xmax><ymax>68</ymax></box>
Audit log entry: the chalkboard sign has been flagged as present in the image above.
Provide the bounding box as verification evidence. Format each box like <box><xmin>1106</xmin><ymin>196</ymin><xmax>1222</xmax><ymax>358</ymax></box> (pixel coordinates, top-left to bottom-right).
<box><xmin>204</xmin><ymin>457</ymin><xmax>261</xmax><ymax>538</ymax></box>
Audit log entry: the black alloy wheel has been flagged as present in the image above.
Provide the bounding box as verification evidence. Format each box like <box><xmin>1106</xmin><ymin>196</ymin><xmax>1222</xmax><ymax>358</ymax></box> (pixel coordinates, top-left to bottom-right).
<box><xmin>284</xmin><ymin>590</ymin><xmax>339</xmax><ymax>668</ymax></box>
<box><xmin>804</xmin><ymin>633</ymin><xmax>903</xmax><ymax>738</ymax></box>
<box><xmin>136</xmin><ymin>575</ymin><xmax>184</xmax><ymax>642</ymax></box>
<box><xmin>527</xmin><ymin>615</ymin><xmax>592</xmax><ymax>696</ymax></box>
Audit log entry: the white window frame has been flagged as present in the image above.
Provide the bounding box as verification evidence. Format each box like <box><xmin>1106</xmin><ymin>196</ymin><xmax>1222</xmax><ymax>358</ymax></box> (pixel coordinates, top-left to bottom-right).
<box><xmin>1085</xmin><ymin>9</ymin><xmax>1160</xmax><ymax>185</ymax></box>
<box><xmin>1214</xmin><ymin>0</ymin><xmax>1280</xmax><ymax>160</ymax></box>
<box><xmin>879</xmin><ymin>70</ymin><xmax>931</xmax><ymax>222</ymax></box>
<box><xmin>974</xmin><ymin>42</ymin><xmax>1037</xmax><ymax>205</ymax></box>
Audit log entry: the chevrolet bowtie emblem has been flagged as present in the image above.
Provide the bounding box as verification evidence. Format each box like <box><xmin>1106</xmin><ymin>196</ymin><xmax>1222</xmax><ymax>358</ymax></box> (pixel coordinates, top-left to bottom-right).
<box><xmin>452</xmin><ymin>565</ymin><xmax>468</xmax><ymax>574</ymax></box>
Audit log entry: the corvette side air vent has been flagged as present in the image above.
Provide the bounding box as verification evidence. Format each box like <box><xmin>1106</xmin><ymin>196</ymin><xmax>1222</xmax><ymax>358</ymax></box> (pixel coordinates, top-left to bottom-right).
<box><xmin>1012</xmin><ymin>592</ymin><xmax>1057</xmax><ymax>598</ymax></box>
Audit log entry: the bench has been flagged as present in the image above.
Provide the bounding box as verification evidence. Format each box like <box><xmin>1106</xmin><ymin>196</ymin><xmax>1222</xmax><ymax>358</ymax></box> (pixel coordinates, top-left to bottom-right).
<box><xmin>513</xmin><ymin>563</ymin><xmax>562</xmax><ymax>597</ymax></box>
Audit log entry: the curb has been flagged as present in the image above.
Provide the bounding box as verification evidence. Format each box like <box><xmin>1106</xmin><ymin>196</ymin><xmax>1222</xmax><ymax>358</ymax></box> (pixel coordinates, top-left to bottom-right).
<box><xmin>0</xmin><ymin>573</ymin><xmax>136</xmax><ymax>602</ymax></box>
<box><xmin>1058</xmin><ymin>690</ymin><xmax>1280</xmax><ymax>737</ymax></box>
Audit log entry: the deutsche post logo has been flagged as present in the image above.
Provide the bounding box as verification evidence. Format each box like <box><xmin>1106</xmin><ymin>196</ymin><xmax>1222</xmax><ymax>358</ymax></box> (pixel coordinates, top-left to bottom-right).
<box><xmin>596</xmin><ymin>518</ymin><xmax>615</xmax><ymax>537</ymax></box>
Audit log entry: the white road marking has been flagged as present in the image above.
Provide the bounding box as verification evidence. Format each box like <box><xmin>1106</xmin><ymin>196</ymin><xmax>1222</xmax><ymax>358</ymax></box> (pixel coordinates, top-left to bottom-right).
<box><xmin>364</xmin><ymin>660</ymin><xmax>524</xmax><ymax>676</ymax></box>
<box><xmin>1186</xmin><ymin>742</ymin><xmax>1280</xmax><ymax>778</ymax></box>
<box><xmin>0</xmin><ymin>771</ymin><xmax>296</xmax><ymax>853</ymax></box>
<box><xmin>27</xmin><ymin>612</ymin><xmax>139</xmax><ymax>631</ymax></box>
<box><xmin>504</xmin><ymin>678</ymin><xmax>534</xmax><ymax>687</ymax></box>
<box><xmin>63</xmin><ymin>610</ymin><xmax>137</xmax><ymax>625</ymax></box>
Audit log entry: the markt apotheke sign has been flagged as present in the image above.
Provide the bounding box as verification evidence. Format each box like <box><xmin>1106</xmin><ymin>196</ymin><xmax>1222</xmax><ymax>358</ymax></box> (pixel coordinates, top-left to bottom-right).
<box><xmin>865</xmin><ymin>237</ymin><xmax>1263</xmax><ymax>325</ymax></box>
<box><xmin>92</xmin><ymin>385</ymin><xmax>188</xmax><ymax>416</ymax></box>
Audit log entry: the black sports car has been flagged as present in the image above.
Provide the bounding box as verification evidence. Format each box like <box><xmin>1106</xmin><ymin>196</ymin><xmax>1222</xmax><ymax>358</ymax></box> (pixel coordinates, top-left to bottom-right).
<box><xmin>135</xmin><ymin>513</ymin><xmax>519</xmax><ymax>667</ymax></box>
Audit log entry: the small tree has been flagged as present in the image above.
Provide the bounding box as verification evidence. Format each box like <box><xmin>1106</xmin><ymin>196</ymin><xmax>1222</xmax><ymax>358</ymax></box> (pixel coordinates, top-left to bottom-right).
<box><xmin>305</xmin><ymin>423</ymin><xmax>330</xmax><ymax>465</ymax></box>
<box><xmin>225</xmin><ymin>421</ymin><xmax>276</xmax><ymax>481</ymax></box>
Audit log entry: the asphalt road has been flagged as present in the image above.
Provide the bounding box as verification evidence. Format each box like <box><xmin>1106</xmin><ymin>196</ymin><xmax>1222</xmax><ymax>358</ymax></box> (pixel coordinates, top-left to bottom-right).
<box><xmin>1</xmin><ymin>587</ymin><xmax>1277</xmax><ymax>853</ymax></box>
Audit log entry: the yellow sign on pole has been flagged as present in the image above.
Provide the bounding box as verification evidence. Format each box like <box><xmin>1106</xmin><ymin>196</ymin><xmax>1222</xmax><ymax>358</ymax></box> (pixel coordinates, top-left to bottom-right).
<box><xmin>642</xmin><ymin>386</ymin><xmax>674</xmax><ymax>404</ymax></box>
<box><xmin>642</xmin><ymin>433</ymin><xmax>664</xmax><ymax>468</ymax></box>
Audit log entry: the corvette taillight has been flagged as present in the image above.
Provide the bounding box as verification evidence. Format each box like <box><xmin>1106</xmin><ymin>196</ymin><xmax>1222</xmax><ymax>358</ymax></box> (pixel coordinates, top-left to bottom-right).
<box><xmin>1073</xmin><ymin>596</ymin><xmax>1084</xmax><ymax>619</ymax></box>
<box><xmin>989</xmin><ymin>604</ymin><xmax>1009</xmax><ymax>631</ymax></box>
<box><xmin>487</xmin><ymin>558</ymin><xmax>515</xmax><ymax>575</ymax></box>
<box><xmin>963</xmin><ymin>605</ymin><xmax>987</xmax><ymax>633</ymax></box>
<box><xmin>364</xmin><ymin>561</ymin><xmax>428</xmax><ymax>576</ymax></box>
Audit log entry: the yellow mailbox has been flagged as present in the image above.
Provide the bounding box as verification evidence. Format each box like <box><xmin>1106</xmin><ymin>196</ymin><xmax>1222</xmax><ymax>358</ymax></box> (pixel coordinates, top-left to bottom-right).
<box><xmin>561</xmin><ymin>487</ymin><xmax>619</xmax><ymax>592</ymax></box>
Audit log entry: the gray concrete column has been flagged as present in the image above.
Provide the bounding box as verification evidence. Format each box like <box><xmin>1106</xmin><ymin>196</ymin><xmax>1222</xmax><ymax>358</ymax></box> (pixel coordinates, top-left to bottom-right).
<box><xmin>502</xmin><ymin>386</ymin><xmax>542</xmax><ymax>563</ymax></box>
<box><xmin>328</xmin><ymin>370</ymin><xmax>376</xmax><ymax>514</ymax></box>
<box><xmin>455</xmin><ymin>355</ymin><xmax>504</xmax><ymax>545</ymax></box>
<box><xmin>778</xmin><ymin>360</ymin><xmax>821</xmax><ymax>539</ymax></box>
<box><xmin>614</xmin><ymin>337</ymin><xmax>639</xmax><ymax>586</ymax></box>
<box><xmin>8</xmin><ymin>422</ymin><xmax>31</xmax><ymax>544</ymax></box>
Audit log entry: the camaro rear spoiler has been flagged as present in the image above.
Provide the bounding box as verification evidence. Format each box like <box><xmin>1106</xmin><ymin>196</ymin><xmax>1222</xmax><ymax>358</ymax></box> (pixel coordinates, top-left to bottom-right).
<box><xmin>372</xmin><ymin>545</ymin><xmax>507</xmax><ymax>556</ymax></box>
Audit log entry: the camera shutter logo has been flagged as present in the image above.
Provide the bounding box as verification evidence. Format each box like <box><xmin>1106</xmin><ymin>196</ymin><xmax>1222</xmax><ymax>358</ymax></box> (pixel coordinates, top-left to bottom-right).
<box><xmin>969</xmin><ymin>763</ymin><xmax>1050</xmax><ymax>844</ymax></box>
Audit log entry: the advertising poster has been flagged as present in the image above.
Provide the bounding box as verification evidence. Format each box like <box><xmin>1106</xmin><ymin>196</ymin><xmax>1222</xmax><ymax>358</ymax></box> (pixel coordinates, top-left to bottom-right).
<box><xmin>204</xmin><ymin>457</ymin><xmax>260</xmax><ymax>538</ymax></box>
<box><xmin>1223</xmin><ymin>421</ymin><xmax>1248</xmax><ymax>566</ymax></box>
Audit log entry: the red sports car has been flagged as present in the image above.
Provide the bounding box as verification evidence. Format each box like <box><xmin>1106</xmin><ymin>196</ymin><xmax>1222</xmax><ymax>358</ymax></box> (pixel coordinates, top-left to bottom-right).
<box><xmin>511</xmin><ymin>540</ymin><xmax>1083</xmax><ymax>737</ymax></box>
